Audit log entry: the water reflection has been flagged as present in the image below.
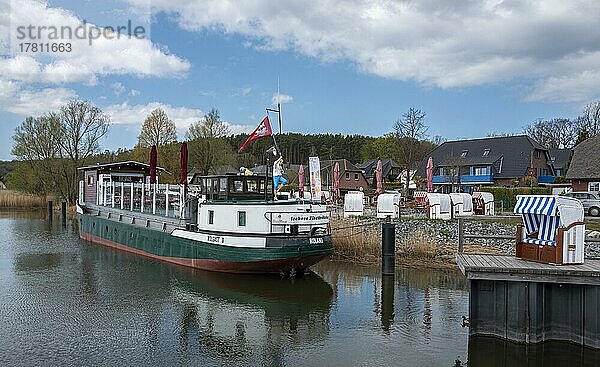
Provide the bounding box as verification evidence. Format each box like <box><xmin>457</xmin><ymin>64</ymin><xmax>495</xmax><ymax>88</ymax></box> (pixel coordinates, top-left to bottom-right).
<box><xmin>4</xmin><ymin>214</ymin><xmax>597</xmax><ymax>366</ymax></box>
<box><xmin>13</xmin><ymin>253</ymin><xmax>62</xmax><ymax>272</ymax></box>
<box><xmin>172</xmin><ymin>269</ymin><xmax>333</xmax><ymax>365</ymax></box>
<box><xmin>468</xmin><ymin>336</ymin><xmax>600</xmax><ymax>367</ymax></box>
<box><xmin>381</xmin><ymin>275</ymin><xmax>395</xmax><ymax>332</ymax></box>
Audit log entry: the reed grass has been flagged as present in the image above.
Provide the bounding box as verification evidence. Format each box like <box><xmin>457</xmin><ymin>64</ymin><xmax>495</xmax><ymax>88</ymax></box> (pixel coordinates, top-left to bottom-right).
<box><xmin>331</xmin><ymin>218</ymin><xmax>438</xmax><ymax>264</ymax></box>
<box><xmin>0</xmin><ymin>190</ymin><xmax>46</xmax><ymax>209</ymax></box>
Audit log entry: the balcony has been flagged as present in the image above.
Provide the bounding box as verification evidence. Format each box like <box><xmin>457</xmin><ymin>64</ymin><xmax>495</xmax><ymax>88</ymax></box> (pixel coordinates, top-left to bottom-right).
<box><xmin>433</xmin><ymin>174</ymin><xmax>494</xmax><ymax>184</ymax></box>
<box><xmin>537</xmin><ymin>175</ymin><xmax>557</xmax><ymax>184</ymax></box>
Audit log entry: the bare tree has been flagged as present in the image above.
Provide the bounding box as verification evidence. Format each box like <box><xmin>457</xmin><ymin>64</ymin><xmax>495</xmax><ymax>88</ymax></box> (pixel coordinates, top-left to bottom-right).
<box><xmin>12</xmin><ymin>100</ymin><xmax>110</xmax><ymax>203</ymax></box>
<box><xmin>524</xmin><ymin>118</ymin><xmax>578</xmax><ymax>149</ymax></box>
<box><xmin>394</xmin><ymin>108</ymin><xmax>428</xmax><ymax>195</ymax></box>
<box><xmin>575</xmin><ymin>101</ymin><xmax>600</xmax><ymax>143</ymax></box>
<box><xmin>186</xmin><ymin>108</ymin><xmax>234</xmax><ymax>175</ymax></box>
<box><xmin>138</xmin><ymin>108</ymin><xmax>177</xmax><ymax>147</ymax></box>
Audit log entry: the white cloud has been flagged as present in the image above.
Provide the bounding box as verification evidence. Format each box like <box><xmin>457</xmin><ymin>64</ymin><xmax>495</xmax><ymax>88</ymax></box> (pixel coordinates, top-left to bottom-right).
<box><xmin>111</xmin><ymin>82</ymin><xmax>126</xmax><ymax>95</ymax></box>
<box><xmin>272</xmin><ymin>93</ymin><xmax>292</xmax><ymax>105</ymax></box>
<box><xmin>0</xmin><ymin>82</ymin><xmax>77</xmax><ymax>115</ymax></box>
<box><xmin>129</xmin><ymin>89</ymin><xmax>141</xmax><ymax>96</ymax></box>
<box><xmin>104</xmin><ymin>101</ymin><xmax>254</xmax><ymax>136</ymax></box>
<box><xmin>1</xmin><ymin>0</ymin><xmax>190</xmax><ymax>85</ymax></box>
<box><xmin>129</xmin><ymin>0</ymin><xmax>600</xmax><ymax>103</ymax></box>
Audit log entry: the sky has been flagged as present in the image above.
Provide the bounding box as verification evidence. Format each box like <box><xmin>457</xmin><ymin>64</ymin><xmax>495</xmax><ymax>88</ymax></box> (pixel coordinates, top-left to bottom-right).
<box><xmin>1</xmin><ymin>0</ymin><xmax>599</xmax><ymax>160</ymax></box>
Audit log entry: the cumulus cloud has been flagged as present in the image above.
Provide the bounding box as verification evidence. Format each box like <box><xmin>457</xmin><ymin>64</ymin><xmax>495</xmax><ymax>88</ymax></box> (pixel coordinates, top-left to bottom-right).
<box><xmin>1</xmin><ymin>0</ymin><xmax>190</xmax><ymax>85</ymax></box>
<box><xmin>128</xmin><ymin>0</ymin><xmax>600</xmax><ymax>103</ymax></box>
<box><xmin>272</xmin><ymin>93</ymin><xmax>292</xmax><ymax>105</ymax></box>
<box><xmin>0</xmin><ymin>82</ymin><xmax>77</xmax><ymax>115</ymax></box>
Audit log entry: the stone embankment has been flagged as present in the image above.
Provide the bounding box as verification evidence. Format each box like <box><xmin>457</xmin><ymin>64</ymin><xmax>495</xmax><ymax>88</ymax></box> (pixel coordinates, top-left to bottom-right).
<box><xmin>331</xmin><ymin>215</ymin><xmax>600</xmax><ymax>268</ymax></box>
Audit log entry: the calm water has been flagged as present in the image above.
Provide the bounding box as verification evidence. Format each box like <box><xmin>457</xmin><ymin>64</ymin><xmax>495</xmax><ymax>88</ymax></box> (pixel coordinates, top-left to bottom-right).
<box><xmin>0</xmin><ymin>213</ymin><xmax>598</xmax><ymax>366</ymax></box>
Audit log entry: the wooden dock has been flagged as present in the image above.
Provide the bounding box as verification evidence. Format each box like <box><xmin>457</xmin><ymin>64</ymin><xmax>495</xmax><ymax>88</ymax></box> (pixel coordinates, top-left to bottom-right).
<box><xmin>456</xmin><ymin>253</ymin><xmax>600</xmax><ymax>348</ymax></box>
<box><xmin>457</xmin><ymin>254</ymin><xmax>600</xmax><ymax>285</ymax></box>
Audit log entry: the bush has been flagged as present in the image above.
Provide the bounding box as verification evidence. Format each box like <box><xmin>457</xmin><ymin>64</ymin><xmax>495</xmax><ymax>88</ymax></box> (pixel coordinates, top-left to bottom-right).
<box><xmin>479</xmin><ymin>186</ymin><xmax>550</xmax><ymax>211</ymax></box>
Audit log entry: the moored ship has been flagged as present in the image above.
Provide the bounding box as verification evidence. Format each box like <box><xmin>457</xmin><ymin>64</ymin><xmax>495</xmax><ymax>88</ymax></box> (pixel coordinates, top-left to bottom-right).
<box><xmin>76</xmin><ymin>160</ymin><xmax>333</xmax><ymax>274</ymax></box>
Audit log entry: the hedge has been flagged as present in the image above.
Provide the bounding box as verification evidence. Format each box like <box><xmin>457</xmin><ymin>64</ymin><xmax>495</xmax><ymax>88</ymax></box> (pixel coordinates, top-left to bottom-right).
<box><xmin>479</xmin><ymin>187</ymin><xmax>551</xmax><ymax>210</ymax></box>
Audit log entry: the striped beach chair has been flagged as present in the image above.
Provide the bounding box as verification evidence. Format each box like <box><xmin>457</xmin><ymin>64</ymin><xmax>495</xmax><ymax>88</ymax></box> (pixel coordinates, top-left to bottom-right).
<box><xmin>514</xmin><ymin>195</ymin><xmax>585</xmax><ymax>264</ymax></box>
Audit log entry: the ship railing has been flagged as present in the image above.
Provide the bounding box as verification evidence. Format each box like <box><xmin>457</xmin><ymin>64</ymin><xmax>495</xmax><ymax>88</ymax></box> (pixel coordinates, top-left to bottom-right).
<box><xmin>94</xmin><ymin>181</ymin><xmax>186</xmax><ymax>219</ymax></box>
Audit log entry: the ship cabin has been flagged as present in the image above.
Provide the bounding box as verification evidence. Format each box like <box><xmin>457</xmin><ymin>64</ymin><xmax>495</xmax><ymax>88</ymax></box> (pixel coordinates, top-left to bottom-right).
<box><xmin>189</xmin><ymin>173</ymin><xmax>278</xmax><ymax>202</ymax></box>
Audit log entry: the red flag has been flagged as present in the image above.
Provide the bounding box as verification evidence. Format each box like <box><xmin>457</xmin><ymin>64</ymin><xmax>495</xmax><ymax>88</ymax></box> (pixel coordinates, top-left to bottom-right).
<box><xmin>237</xmin><ymin>116</ymin><xmax>273</xmax><ymax>153</ymax></box>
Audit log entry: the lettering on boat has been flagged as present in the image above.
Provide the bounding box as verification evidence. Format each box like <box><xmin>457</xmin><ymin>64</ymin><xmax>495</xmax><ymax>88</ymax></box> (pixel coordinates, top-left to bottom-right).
<box><xmin>207</xmin><ymin>235</ymin><xmax>224</xmax><ymax>243</ymax></box>
<box><xmin>272</xmin><ymin>212</ymin><xmax>330</xmax><ymax>225</ymax></box>
<box><xmin>309</xmin><ymin>237</ymin><xmax>324</xmax><ymax>244</ymax></box>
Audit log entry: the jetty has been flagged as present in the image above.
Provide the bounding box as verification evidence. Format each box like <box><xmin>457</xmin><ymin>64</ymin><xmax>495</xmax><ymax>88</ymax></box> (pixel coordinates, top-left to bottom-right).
<box><xmin>457</xmin><ymin>253</ymin><xmax>600</xmax><ymax>348</ymax></box>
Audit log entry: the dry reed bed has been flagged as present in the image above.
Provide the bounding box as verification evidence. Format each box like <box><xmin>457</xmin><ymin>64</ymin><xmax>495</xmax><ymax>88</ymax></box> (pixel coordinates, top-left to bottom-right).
<box><xmin>331</xmin><ymin>217</ymin><xmax>440</xmax><ymax>267</ymax></box>
<box><xmin>0</xmin><ymin>190</ymin><xmax>46</xmax><ymax>209</ymax></box>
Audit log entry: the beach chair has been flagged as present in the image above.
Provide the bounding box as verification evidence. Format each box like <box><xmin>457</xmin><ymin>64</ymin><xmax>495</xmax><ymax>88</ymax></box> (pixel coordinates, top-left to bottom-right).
<box><xmin>514</xmin><ymin>195</ymin><xmax>585</xmax><ymax>265</ymax></box>
<box><xmin>344</xmin><ymin>191</ymin><xmax>365</xmax><ymax>218</ymax></box>
<box><xmin>426</xmin><ymin>193</ymin><xmax>452</xmax><ymax>220</ymax></box>
<box><xmin>472</xmin><ymin>192</ymin><xmax>494</xmax><ymax>215</ymax></box>
<box><xmin>450</xmin><ymin>193</ymin><xmax>473</xmax><ymax>217</ymax></box>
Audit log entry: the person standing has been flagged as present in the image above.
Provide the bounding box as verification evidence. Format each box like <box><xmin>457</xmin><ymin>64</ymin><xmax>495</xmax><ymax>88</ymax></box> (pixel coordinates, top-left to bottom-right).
<box><xmin>273</xmin><ymin>156</ymin><xmax>287</xmax><ymax>200</ymax></box>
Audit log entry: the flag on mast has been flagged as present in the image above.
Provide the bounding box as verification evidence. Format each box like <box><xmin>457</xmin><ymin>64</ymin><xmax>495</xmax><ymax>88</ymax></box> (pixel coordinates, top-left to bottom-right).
<box><xmin>237</xmin><ymin>116</ymin><xmax>273</xmax><ymax>153</ymax></box>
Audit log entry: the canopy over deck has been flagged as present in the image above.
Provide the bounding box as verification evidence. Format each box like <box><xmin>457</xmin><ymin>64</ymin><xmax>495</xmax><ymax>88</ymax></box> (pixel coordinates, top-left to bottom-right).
<box><xmin>514</xmin><ymin>195</ymin><xmax>583</xmax><ymax>226</ymax></box>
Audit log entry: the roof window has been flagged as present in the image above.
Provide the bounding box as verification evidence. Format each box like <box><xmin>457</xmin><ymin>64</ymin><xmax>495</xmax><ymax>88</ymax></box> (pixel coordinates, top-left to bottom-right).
<box><xmin>460</xmin><ymin>150</ymin><xmax>468</xmax><ymax>158</ymax></box>
<box><xmin>482</xmin><ymin>149</ymin><xmax>490</xmax><ymax>157</ymax></box>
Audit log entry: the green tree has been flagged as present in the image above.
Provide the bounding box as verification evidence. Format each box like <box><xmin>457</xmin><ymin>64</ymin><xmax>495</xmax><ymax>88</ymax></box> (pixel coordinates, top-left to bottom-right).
<box><xmin>187</xmin><ymin>108</ymin><xmax>235</xmax><ymax>175</ymax></box>
<box><xmin>138</xmin><ymin>108</ymin><xmax>177</xmax><ymax>147</ymax></box>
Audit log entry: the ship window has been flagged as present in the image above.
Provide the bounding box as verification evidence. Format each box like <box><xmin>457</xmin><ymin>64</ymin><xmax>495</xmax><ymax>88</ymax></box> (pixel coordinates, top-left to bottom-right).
<box><xmin>535</xmin><ymin>150</ymin><xmax>541</xmax><ymax>159</ymax></box>
<box><xmin>354</xmin><ymin>173</ymin><xmax>359</xmax><ymax>181</ymax></box>
<box><xmin>208</xmin><ymin>210</ymin><xmax>214</xmax><ymax>225</ymax></box>
<box><xmin>247</xmin><ymin>179</ymin><xmax>258</xmax><ymax>192</ymax></box>
<box><xmin>232</xmin><ymin>180</ymin><xmax>243</xmax><ymax>192</ymax></box>
<box><xmin>238</xmin><ymin>211</ymin><xmax>246</xmax><ymax>226</ymax></box>
<box><xmin>345</xmin><ymin>172</ymin><xmax>350</xmax><ymax>180</ymax></box>
<box><xmin>87</xmin><ymin>175</ymin><xmax>94</xmax><ymax>186</ymax></box>
<box><xmin>219</xmin><ymin>178</ymin><xmax>227</xmax><ymax>192</ymax></box>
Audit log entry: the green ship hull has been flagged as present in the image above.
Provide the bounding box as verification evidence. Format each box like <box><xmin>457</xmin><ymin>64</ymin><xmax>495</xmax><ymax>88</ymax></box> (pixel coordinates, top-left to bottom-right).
<box><xmin>78</xmin><ymin>212</ymin><xmax>333</xmax><ymax>274</ymax></box>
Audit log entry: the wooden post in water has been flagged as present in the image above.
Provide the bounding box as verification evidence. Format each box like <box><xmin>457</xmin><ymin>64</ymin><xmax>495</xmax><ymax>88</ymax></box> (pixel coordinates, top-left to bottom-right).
<box><xmin>381</xmin><ymin>217</ymin><xmax>395</xmax><ymax>276</ymax></box>
<box><xmin>61</xmin><ymin>201</ymin><xmax>67</xmax><ymax>226</ymax></box>
<box><xmin>47</xmin><ymin>200</ymin><xmax>53</xmax><ymax>223</ymax></box>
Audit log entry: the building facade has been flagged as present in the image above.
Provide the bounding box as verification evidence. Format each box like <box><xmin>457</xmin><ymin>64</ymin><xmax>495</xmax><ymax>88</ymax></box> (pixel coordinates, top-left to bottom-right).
<box><xmin>415</xmin><ymin>135</ymin><xmax>557</xmax><ymax>193</ymax></box>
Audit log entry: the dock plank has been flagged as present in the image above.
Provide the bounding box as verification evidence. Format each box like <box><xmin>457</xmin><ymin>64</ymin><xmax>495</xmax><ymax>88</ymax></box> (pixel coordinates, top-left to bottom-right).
<box><xmin>456</xmin><ymin>253</ymin><xmax>600</xmax><ymax>285</ymax></box>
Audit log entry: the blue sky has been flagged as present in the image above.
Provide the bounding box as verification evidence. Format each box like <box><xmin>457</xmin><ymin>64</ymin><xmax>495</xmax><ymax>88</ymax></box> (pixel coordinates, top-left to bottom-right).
<box><xmin>1</xmin><ymin>0</ymin><xmax>598</xmax><ymax>160</ymax></box>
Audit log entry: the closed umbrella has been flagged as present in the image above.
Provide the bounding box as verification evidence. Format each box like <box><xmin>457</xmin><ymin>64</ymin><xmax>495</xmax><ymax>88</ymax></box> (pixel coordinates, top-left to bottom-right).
<box><xmin>298</xmin><ymin>164</ymin><xmax>305</xmax><ymax>199</ymax></box>
<box><xmin>426</xmin><ymin>157</ymin><xmax>434</xmax><ymax>193</ymax></box>
<box><xmin>149</xmin><ymin>145</ymin><xmax>157</xmax><ymax>185</ymax></box>
<box><xmin>333</xmin><ymin>162</ymin><xmax>340</xmax><ymax>200</ymax></box>
<box><xmin>179</xmin><ymin>142</ymin><xmax>188</xmax><ymax>185</ymax></box>
<box><xmin>376</xmin><ymin>159</ymin><xmax>383</xmax><ymax>195</ymax></box>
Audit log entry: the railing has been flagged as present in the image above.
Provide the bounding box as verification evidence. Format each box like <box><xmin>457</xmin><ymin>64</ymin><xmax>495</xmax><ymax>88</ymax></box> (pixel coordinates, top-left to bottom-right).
<box><xmin>433</xmin><ymin>174</ymin><xmax>494</xmax><ymax>184</ymax></box>
<box><xmin>93</xmin><ymin>181</ymin><xmax>184</xmax><ymax>219</ymax></box>
<box><xmin>457</xmin><ymin>215</ymin><xmax>600</xmax><ymax>255</ymax></box>
<box><xmin>537</xmin><ymin>175</ymin><xmax>557</xmax><ymax>184</ymax></box>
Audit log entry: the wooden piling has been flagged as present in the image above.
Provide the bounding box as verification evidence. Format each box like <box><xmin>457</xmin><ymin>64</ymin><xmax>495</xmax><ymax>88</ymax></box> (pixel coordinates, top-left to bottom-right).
<box><xmin>381</xmin><ymin>220</ymin><xmax>395</xmax><ymax>276</ymax></box>
<box><xmin>47</xmin><ymin>200</ymin><xmax>53</xmax><ymax>222</ymax></box>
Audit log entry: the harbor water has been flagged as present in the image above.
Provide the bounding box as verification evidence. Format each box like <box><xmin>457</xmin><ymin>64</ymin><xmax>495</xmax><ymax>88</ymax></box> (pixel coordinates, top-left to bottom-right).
<box><xmin>0</xmin><ymin>212</ymin><xmax>598</xmax><ymax>366</ymax></box>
